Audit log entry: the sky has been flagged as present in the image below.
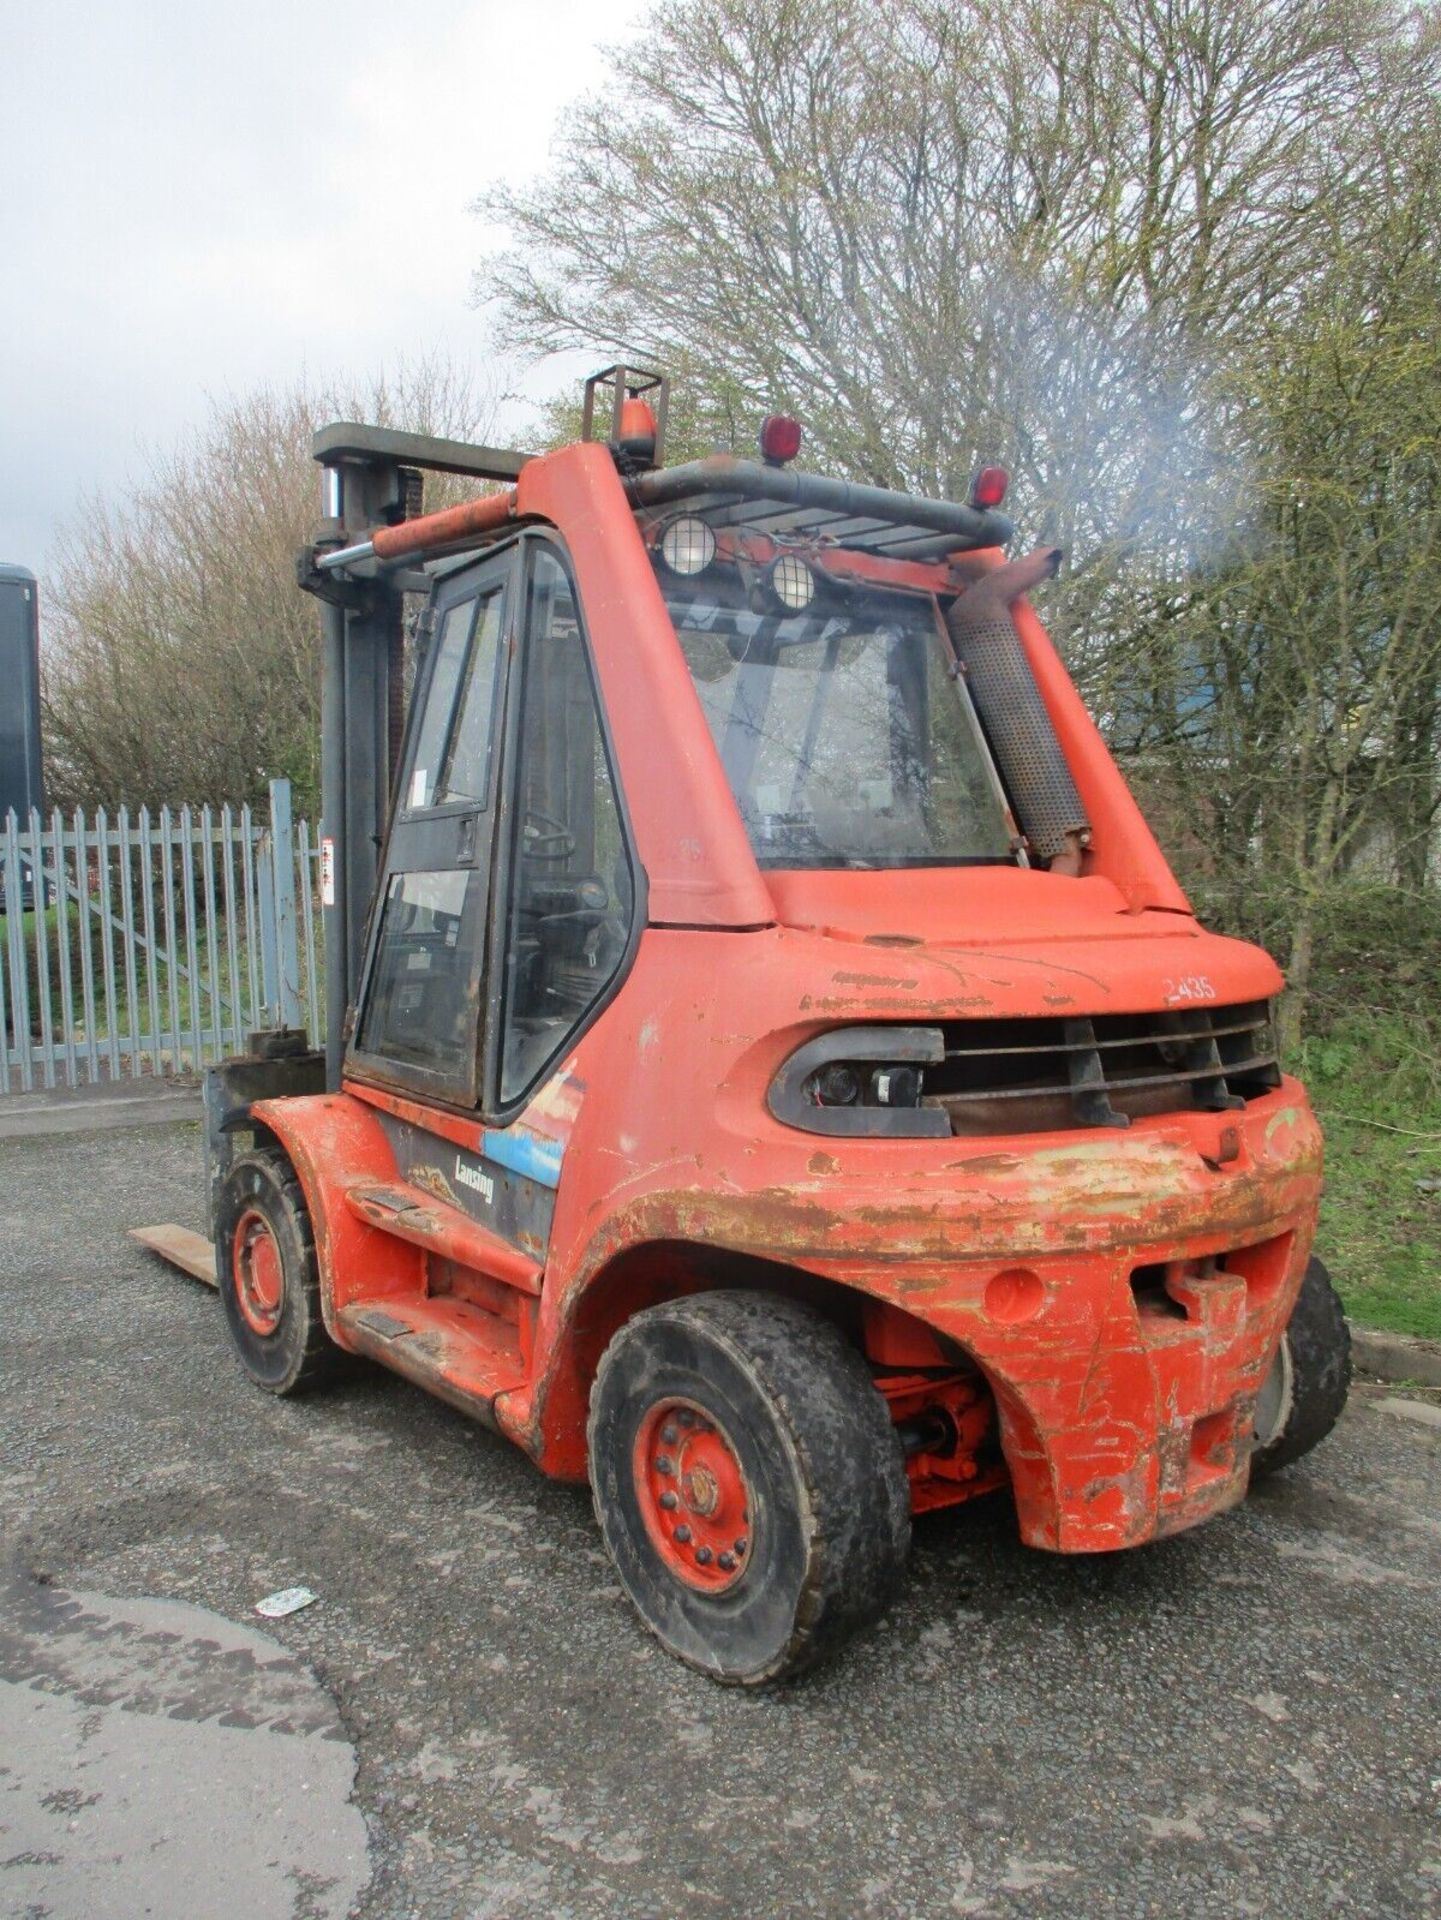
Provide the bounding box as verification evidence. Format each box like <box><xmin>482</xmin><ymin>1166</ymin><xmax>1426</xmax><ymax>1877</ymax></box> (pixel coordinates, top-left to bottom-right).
<box><xmin>0</xmin><ymin>0</ymin><xmax>642</xmax><ymax>581</ymax></box>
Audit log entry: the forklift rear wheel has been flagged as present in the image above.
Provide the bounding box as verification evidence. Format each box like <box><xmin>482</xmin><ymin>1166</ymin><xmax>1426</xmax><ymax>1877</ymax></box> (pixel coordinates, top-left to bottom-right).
<box><xmin>216</xmin><ymin>1151</ymin><xmax>341</xmax><ymax>1397</ymax></box>
<box><xmin>1251</xmin><ymin>1254</ymin><xmax>1351</xmax><ymax>1479</ymax></box>
<box><xmin>588</xmin><ymin>1290</ymin><xmax>911</xmax><ymax>1684</ymax></box>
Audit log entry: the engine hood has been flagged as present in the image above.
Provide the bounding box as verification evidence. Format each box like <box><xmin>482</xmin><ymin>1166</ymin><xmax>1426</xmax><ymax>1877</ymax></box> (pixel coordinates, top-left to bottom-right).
<box><xmin>764</xmin><ymin>867</ymin><xmax>1282</xmax><ymax>1019</ymax></box>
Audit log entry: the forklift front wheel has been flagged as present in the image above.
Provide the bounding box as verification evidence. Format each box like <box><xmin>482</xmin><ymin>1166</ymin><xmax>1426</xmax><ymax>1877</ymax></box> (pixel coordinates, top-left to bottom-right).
<box><xmin>215</xmin><ymin>1151</ymin><xmax>341</xmax><ymax>1397</ymax></box>
<box><xmin>588</xmin><ymin>1290</ymin><xmax>911</xmax><ymax>1685</ymax></box>
<box><xmin>1250</xmin><ymin>1254</ymin><xmax>1351</xmax><ymax>1479</ymax></box>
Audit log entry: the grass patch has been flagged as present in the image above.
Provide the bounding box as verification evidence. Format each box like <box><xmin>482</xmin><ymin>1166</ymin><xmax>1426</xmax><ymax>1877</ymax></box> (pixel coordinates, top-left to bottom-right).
<box><xmin>3</xmin><ymin>899</ymin><xmax>269</xmax><ymax>1053</ymax></box>
<box><xmin>1297</xmin><ymin>1015</ymin><xmax>1441</xmax><ymax>1340</ymax></box>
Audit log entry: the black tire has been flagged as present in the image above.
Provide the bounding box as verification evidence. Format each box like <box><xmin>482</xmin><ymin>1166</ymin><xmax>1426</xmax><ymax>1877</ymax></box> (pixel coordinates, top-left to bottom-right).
<box><xmin>1251</xmin><ymin>1254</ymin><xmax>1351</xmax><ymax>1479</ymax></box>
<box><xmin>588</xmin><ymin>1290</ymin><xmax>911</xmax><ymax>1685</ymax></box>
<box><xmin>215</xmin><ymin>1150</ymin><xmax>341</xmax><ymax>1396</ymax></box>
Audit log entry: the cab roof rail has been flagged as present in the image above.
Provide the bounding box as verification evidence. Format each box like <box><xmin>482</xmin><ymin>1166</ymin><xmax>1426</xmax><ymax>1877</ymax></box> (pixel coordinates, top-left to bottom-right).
<box><xmin>628</xmin><ymin>454</ymin><xmax>1013</xmax><ymax>553</ymax></box>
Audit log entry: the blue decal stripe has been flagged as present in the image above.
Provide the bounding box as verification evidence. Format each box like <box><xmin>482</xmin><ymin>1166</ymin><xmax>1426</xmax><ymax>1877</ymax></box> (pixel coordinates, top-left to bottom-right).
<box><xmin>480</xmin><ymin>1127</ymin><xmax>564</xmax><ymax>1190</ymax></box>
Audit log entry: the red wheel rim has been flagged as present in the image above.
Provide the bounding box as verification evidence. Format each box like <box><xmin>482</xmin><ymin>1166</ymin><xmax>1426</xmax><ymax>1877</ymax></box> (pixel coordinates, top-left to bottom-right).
<box><xmin>232</xmin><ymin>1208</ymin><xmax>285</xmax><ymax>1337</ymax></box>
<box><xmin>633</xmin><ymin>1398</ymin><xmax>753</xmax><ymax>1593</ymax></box>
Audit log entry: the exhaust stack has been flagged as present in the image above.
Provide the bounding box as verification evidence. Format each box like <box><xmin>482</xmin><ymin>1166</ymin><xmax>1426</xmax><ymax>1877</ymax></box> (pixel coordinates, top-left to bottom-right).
<box><xmin>946</xmin><ymin>549</ymin><xmax>1090</xmax><ymax>874</ymax></box>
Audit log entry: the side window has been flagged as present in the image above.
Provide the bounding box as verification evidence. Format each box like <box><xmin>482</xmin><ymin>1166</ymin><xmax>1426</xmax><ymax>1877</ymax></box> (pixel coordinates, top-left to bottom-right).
<box><xmin>407</xmin><ymin>599</ymin><xmax>474</xmax><ymax>810</ymax></box>
<box><xmin>498</xmin><ymin>549</ymin><xmax>634</xmax><ymax>1106</ymax></box>
<box><xmin>439</xmin><ymin>592</ymin><xmax>505</xmax><ymax>805</ymax></box>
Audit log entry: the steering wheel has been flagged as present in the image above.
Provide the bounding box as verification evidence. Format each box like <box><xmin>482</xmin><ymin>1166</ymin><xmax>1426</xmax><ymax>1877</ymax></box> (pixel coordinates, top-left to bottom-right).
<box><xmin>521</xmin><ymin>808</ymin><xmax>576</xmax><ymax>862</ymax></box>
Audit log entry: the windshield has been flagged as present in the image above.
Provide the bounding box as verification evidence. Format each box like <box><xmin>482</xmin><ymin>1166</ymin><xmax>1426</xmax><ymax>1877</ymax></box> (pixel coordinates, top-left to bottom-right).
<box><xmin>654</xmin><ymin>559</ymin><xmax>1017</xmax><ymax>869</ymax></box>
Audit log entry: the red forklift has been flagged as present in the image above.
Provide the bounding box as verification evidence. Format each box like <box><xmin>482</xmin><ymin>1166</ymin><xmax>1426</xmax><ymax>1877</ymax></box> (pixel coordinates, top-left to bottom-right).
<box><xmin>204</xmin><ymin>368</ymin><xmax>1350</xmax><ymax>1683</ymax></box>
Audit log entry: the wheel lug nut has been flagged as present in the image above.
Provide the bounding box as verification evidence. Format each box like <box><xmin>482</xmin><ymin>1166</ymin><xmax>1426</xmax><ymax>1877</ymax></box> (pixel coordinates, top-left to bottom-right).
<box><xmin>659</xmin><ymin>1490</ymin><xmax>678</xmax><ymax>1510</ymax></box>
<box><xmin>654</xmin><ymin>1455</ymin><xmax>673</xmax><ymax>1475</ymax></box>
<box><xmin>678</xmin><ymin>1409</ymin><xmax>695</xmax><ymax>1428</ymax></box>
<box><xmin>694</xmin><ymin>1546</ymin><xmax>713</xmax><ymax>1565</ymax></box>
<box><xmin>673</xmin><ymin>1525</ymin><xmax>692</xmax><ymax>1544</ymax></box>
<box><xmin>662</xmin><ymin>1423</ymin><xmax>678</xmax><ymax>1445</ymax></box>
<box><xmin>718</xmin><ymin>1552</ymin><xmax>735</xmax><ymax>1571</ymax></box>
<box><xmin>734</xmin><ymin>1537</ymin><xmax>747</xmax><ymax>1555</ymax></box>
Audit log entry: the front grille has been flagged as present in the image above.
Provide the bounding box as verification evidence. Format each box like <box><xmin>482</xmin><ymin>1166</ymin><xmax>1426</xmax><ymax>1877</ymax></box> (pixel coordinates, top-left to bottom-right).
<box><xmin>925</xmin><ymin>1000</ymin><xmax>1281</xmax><ymax>1134</ymax></box>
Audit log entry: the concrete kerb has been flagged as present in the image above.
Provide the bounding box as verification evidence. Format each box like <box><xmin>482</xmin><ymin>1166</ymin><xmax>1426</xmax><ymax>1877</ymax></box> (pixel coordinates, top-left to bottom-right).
<box><xmin>0</xmin><ymin>1080</ymin><xmax>201</xmax><ymax>1141</ymax></box>
<box><xmin>1349</xmin><ymin>1322</ymin><xmax>1441</xmax><ymax>1392</ymax></box>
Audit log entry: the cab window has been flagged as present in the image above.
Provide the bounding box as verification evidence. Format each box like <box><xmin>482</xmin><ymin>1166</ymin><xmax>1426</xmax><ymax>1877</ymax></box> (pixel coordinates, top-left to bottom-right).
<box><xmin>497</xmin><ymin>548</ymin><xmax>634</xmax><ymax>1105</ymax></box>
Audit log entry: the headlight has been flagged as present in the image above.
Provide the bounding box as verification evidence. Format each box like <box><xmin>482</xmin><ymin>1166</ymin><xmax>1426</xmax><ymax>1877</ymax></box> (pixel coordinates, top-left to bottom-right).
<box><xmin>768</xmin><ymin>1027</ymin><xmax>949</xmax><ymax>1138</ymax></box>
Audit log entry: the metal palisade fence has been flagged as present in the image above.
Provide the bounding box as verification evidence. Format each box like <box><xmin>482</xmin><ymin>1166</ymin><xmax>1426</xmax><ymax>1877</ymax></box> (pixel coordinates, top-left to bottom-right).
<box><xmin>0</xmin><ymin>780</ymin><xmax>322</xmax><ymax>1091</ymax></box>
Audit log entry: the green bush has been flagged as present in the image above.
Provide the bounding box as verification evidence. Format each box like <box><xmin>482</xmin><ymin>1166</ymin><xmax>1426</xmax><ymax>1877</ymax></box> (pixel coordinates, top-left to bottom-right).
<box><xmin>1293</xmin><ymin>1002</ymin><xmax>1440</xmax><ymax>1344</ymax></box>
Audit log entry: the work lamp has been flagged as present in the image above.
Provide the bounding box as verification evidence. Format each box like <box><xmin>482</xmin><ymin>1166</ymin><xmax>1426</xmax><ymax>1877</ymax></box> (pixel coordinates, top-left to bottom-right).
<box><xmin>768</xmin><ymin>554</ymin><xmax>816</xmax><ymax>611</ymax></box>
<box><xmin>658</xmin><ymin>515</ymin><xmax>717</xmax><ymax>576</ymax></box>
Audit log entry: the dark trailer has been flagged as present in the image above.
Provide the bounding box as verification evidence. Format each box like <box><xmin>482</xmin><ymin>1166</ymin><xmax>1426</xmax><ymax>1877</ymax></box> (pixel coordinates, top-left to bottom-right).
<box><xmin>0</xmin><ymin>564</ymin><xmax>43</xmax><ymax>912</ymax></box>
<box><xmin>0</xmin><ymin>564</ymin><xmax>42</xmax><ymax>820</ymax></box>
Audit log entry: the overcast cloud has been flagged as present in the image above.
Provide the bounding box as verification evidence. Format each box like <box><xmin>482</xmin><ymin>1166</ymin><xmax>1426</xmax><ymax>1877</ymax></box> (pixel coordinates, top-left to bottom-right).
<box><xmin>0</xmin><ymin>0</ymin><xmax>639</xmax><ymax>580</ymax></box>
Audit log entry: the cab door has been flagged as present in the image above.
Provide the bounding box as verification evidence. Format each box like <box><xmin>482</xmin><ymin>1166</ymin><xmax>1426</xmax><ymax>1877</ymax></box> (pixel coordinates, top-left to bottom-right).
<box><xmin>348</xmin><ymin>548</ymin><xmax>514</xmax><ymax>1104</ymax></box>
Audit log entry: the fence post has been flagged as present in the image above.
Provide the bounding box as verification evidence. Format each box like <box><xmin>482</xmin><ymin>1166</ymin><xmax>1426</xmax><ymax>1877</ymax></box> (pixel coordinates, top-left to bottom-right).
<box><xmin>256</xmin><ymin>826</ymin><xmax>278</xmax><ymax>1026</ymax></box>
<box><xmin>260</xmin><ymin>779</ymin><xmax>303</xmax><ymax>1032</ymax></box>
<box><xmin>4</xmin><ymin>815</ymin><xmax>32</xmax><ymax>1090</ymax></box>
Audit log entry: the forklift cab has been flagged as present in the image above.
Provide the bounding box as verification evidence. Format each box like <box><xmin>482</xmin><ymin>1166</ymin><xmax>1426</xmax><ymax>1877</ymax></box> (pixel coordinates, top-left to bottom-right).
<box><xmin>202</xmin><ymin>369</ymin><xmax>1349</xmax><ymax>1686</ymax></box>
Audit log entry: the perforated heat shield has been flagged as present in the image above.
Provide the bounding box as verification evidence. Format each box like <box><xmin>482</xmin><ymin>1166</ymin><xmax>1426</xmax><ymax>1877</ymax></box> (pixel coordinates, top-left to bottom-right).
<box><xmin>945</xmin><ymin>551</ymin><xmax>1089</xmax><ymax>865</ymax></box>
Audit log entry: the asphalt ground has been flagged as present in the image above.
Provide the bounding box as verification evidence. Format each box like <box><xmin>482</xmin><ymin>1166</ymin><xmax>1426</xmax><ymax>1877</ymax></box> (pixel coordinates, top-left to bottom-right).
<box><xmin>2</xmin><ymin>1117</ymin><xmax>1439</xmax><ymax>1919</ymax></box>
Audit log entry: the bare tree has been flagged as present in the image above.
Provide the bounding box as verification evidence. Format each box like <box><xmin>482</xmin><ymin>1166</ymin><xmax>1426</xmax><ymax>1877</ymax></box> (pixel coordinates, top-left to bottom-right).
<box><xmin>477</xmin><ymin>0</ymin><xmax>1435</xmax><ymax>557</ymax></box>
<box><xmin>43</xmin><ymin>357</ymin><xmax>498</xmax><ymax>813</ymax></box>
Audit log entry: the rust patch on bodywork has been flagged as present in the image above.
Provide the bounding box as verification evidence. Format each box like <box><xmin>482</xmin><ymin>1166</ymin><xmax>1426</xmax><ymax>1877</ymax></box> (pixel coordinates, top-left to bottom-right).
<box><xmin>409</xmin><ymin>1163</ymin><xmax>461</xmax><ymax>1209</ymax></box>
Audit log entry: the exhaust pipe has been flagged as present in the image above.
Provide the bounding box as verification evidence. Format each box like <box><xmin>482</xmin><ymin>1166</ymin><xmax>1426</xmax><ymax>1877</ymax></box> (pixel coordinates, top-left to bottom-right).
<box><xmin>946</xmin><ymin>549</ymin><xmax>1089</xmax><ymax>874</ymax></box>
